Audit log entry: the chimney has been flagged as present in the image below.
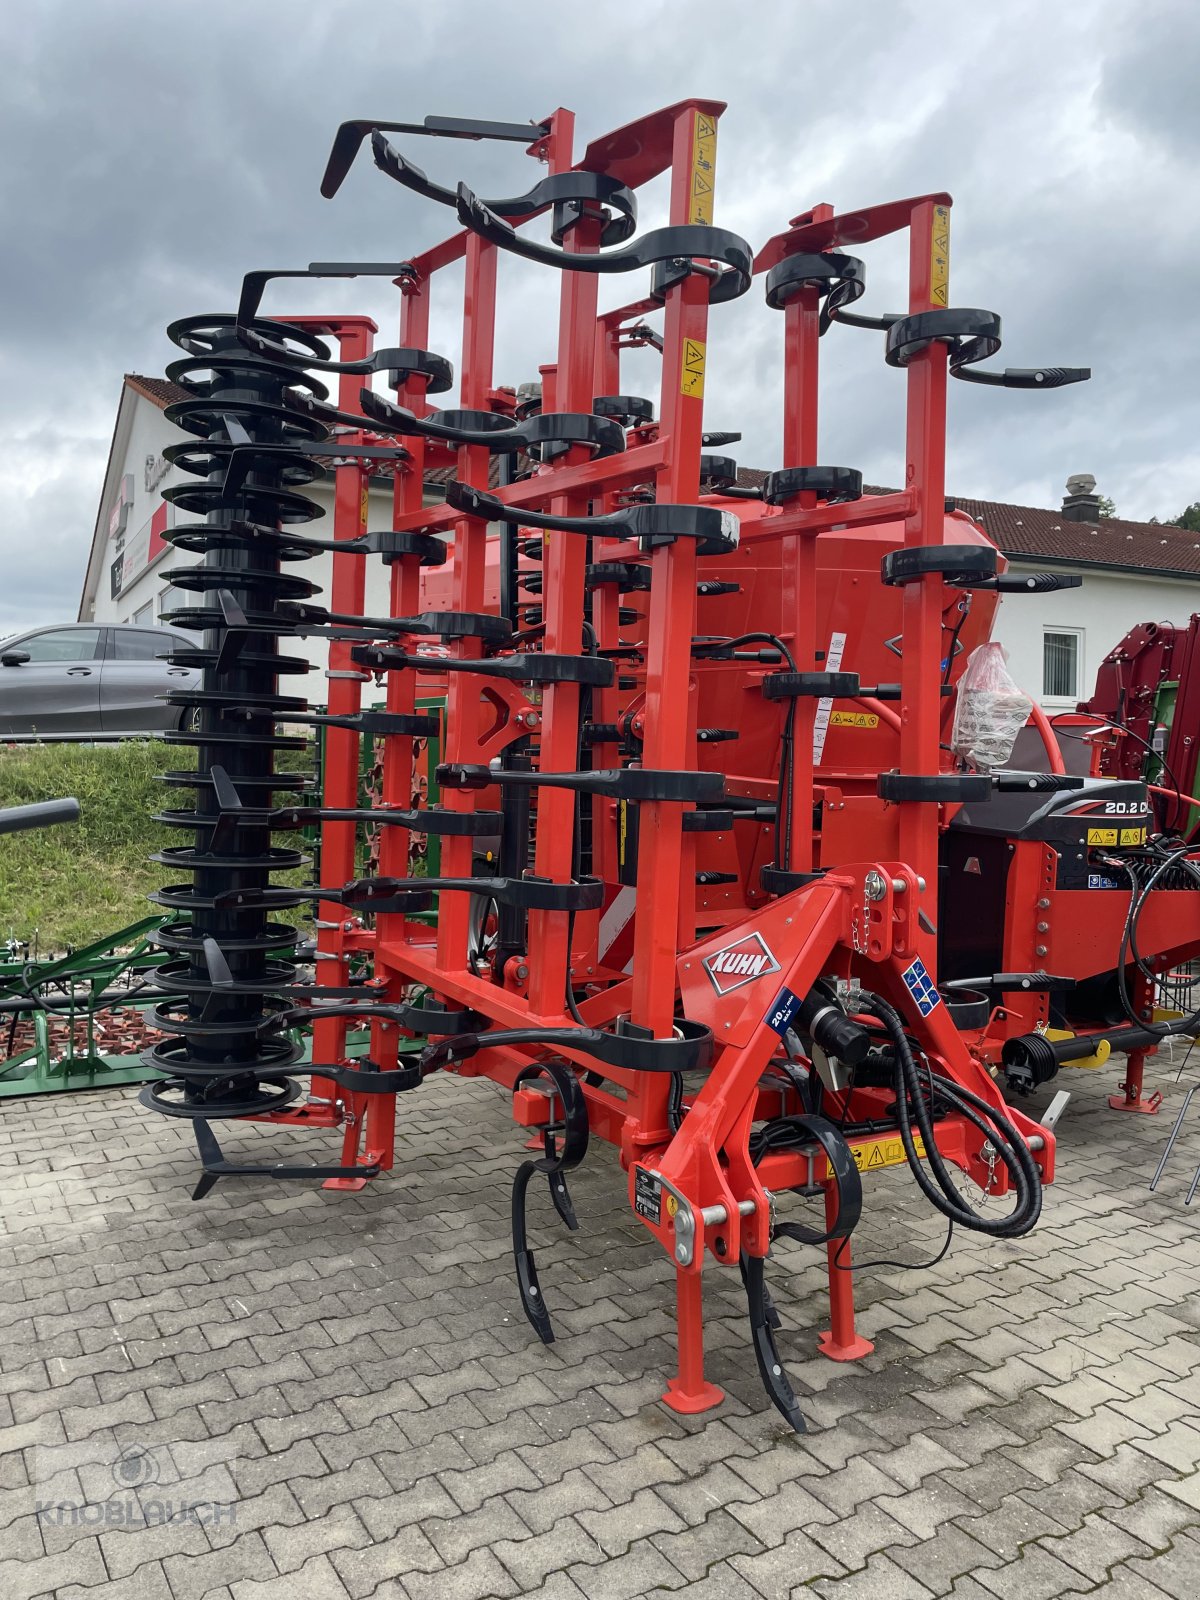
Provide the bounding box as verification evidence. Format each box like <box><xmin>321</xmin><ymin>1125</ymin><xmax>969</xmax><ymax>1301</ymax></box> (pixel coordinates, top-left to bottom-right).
<box><xmin>1062</xmin><ymin>472</ymin><xmax>1102</xmax><ymax>523</ymax></box>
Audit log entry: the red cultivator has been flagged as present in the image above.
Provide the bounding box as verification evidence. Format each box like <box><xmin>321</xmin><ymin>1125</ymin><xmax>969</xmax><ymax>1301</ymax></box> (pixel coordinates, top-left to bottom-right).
<box><xmin>141</xmin><ymin>101</ymin><xmax>1132</xmax><ymax>1430</ymax></box>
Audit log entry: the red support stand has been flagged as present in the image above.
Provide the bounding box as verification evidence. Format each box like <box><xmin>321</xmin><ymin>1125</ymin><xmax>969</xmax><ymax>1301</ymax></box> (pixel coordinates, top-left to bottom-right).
<box><xmin>1109</xmin><ymin>1049</ymin><xmax>1163</xmax><ymax>1114</ymax></box>
<box><xmin>663</xmin><ymin>1267</ymin><xmax>725</xmax><ymax>1415</ymax></box>
<box><xmin>818</xmin><ymin>1191</ymin><xmax>875</xmax><ymax>1362</ymax></box>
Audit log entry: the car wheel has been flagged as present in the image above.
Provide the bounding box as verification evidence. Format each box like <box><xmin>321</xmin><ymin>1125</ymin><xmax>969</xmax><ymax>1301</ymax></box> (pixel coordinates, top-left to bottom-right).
<box><xmin>178</xmin><ymin>705</ymin><xmax>203</xmax><ymax>736</ymax></box>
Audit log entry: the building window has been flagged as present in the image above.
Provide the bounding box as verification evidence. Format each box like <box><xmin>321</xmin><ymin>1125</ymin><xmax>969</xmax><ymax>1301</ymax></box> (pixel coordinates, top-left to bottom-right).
<box><xmin>133</xmin><ymin>602</ymin><xmax>153</xmax><ymax>626</ymax></box>
<box><xmin>1043</xmin><ymin>629</ymin><xmax>1082</xmax><ymax>699</ymax></box>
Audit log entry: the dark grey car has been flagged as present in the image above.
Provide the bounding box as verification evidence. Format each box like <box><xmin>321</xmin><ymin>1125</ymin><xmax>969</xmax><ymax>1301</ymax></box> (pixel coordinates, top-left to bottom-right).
<box><xmin>0</xmin><ymin>624</ymin><xmax>199</xmax><ymax>740</ymax></box>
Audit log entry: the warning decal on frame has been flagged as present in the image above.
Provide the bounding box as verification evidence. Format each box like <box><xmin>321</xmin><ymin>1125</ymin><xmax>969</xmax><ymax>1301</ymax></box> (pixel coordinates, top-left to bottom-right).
<box><xmin>681</xmin><ymin>339</ymin><xmax>706</xmax><ymax>398</ymax></box>
<box><xmin>1120</xmin><ymin>826</ymin><xmax>1147</xmax><ymax>846</ymax></box>
<box><xmin>690</xmin><ymin>113</ymin><xmax>717</xmax><ymax>225</ymax></box>
<box><xmin>850</xmin><ymin>1132</ymin><xmax>927</xmax><ymax>1173</ymax></box>
<box><xmin>1087</xmin><ymin>827</ymin><xmax>1119</xmax><ymax>846</ymax></box>
<box><xmin>900</xmin><ymin>956</ymin><xmax>941</xmax><ymax>1017</ymax></box>
<box><xmin>930</xmin><ymin>203</ymin><xmax>950</xmax><ymax>307</ymax></box>
<box><xmin>829</xmin><ymin>710</ymin><xmax>879</xmax><ymax>729</ymax></box>
<box><xmin>812</xmin><ymin>632</ymin><xmax>848</xmax><ymax>763</ymax></box>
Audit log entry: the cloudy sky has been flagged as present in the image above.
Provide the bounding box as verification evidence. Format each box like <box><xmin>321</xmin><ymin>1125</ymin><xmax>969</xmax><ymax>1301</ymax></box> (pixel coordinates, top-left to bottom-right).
<box><xmin>3</xmin><ymin>0</ymin><xmax>1198</xmax><ymax>630</ymax></box>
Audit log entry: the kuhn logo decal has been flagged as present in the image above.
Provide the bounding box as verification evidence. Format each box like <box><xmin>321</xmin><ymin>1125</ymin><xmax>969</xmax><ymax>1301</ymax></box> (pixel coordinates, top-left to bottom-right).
<box><xmin>701</xmin><ymin>932</ymin><xmax>781</xmax><ymax>995</ymax></box>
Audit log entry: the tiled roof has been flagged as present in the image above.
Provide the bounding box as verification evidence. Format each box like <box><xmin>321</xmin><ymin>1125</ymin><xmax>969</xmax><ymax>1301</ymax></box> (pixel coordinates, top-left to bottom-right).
<box><xmin>126</xmin><ymin>373</ymin><xmax>189</xmax><ymax>408</ymax></box>
<box><xmin>950</xmin><ymin>496</ymin><xmax>1200</xmax><ymax>580</ymax></box>
<box><xmin>731</xmin><ymin>468</ymin><xmax>1200</xmax><ymax>581</ymax></box>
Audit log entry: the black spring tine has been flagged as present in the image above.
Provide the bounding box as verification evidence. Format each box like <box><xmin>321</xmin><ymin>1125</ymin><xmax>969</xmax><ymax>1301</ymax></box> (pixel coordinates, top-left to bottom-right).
<box><xmin>743</xmin><ymin>1253</ymin><xmax>807</xmax><ymax>1434</ymax></box>
<box><xmin>508</xmin><ymin>1062</ymin><xmax>590</xmax><ymax>1343</ymax></box>
<box><xmin>738</xmin><ymin>1252</ymin><xmax>781</xmax><ymax>1329</ymax></box>
<box><xmin>511</xmin><ymin>1160</ymin><xmax>555</xmax><ymax>1344</ymax></box>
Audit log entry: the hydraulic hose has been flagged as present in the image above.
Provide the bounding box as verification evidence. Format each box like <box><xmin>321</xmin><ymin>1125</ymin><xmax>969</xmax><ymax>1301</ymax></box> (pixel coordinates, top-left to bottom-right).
<box><xmin>860</xmin><ymin>993</ymin><xmax>1042</xmax><ymax>1237</ymax></box>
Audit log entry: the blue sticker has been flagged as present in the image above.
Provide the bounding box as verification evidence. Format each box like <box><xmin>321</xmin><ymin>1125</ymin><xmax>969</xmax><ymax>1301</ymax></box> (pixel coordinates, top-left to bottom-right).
<box><xmin>1087</xmin><ymin>873</ymin><xmax>1120</xmax><ymax>889</ymax></box>
<box><xmin>900</xmin><ymin>957</ymin><xmax>942</xmax><ymax>1017</ymax></box>
<box><xmin>764</xmin><ymin>986</ymin><xmax>804</xmax><ymax>1037</ymax></box>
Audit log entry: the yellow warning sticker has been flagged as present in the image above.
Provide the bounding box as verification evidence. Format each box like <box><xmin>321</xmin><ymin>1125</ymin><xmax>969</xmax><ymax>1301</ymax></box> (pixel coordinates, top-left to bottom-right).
<box><xmin>690</xmin><ymin>112</ymin><xmax>718</xmax><ymax>225</ymax></box>
<box><xmin>849</xmin><ymin>1133</ymin><xmax>926</xmax><ymax>1173</ymax></box>
<box><xmin>1120</xmin><ymin>826</ymin><xmax>1147</xmax><ymax>846</ymax></box>
<box><xmin>359</xmin><ymin>482</ymin><xmax>370</xmax><ymax>525</ymax></box>
<box><xmin>930</xmin><ymin>203</ymin><xmax>950</xmax><ymax>308</ymax></box>
<box><xmin>829</xmin><ymin>711</ymin><xmax>880</xmax><ymax>729</ymax></box>
<box><xmin>1087</xmin><ymin>827</ymin><xmax>1119</xmax><ymax>846</ymax></box>
<box><xmin>681</xmin><ymin>338</ymin><xmax>706</xmax><ymax>398</ymax></box>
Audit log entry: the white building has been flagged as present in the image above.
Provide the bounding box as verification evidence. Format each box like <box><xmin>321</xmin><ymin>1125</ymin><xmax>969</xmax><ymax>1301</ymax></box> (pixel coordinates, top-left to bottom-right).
<box><xmin>79</xmin><ymin>378</ymin><xmax>1200</xmax><ymax>711</ymax></box>
<box><xmin>77</xmin><ymin>374</ymin><xmax>426</xmax><ymax>671</ymax></box>
<box><xmin>955</xmin><ymin>484</ymin><xmax>1200</xmax><ymax>713</ymax></box>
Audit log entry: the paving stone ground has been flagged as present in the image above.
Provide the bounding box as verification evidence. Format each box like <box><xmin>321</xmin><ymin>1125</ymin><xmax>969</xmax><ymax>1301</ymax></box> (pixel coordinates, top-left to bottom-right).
<box><xmin>1</xmin><ymin>1043</ymin><xmax>1199</xmax><ymax>1599</ymax></box>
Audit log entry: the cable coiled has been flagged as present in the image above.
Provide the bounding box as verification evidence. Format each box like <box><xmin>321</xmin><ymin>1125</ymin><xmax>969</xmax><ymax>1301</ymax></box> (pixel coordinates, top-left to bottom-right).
<box><xmin>861</xmin><ymin>993</ymin><xmax>1043</xmax><ymax>1237</ymax></box>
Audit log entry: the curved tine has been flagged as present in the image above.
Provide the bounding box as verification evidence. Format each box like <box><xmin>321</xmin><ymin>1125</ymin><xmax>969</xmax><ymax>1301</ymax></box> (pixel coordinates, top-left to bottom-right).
<box><xmin>826</xmin><ymin>300</ymin><xmax>901</xmax><ymax>333</ymax></box>
<box><xmin>371</xmin><ymin>134</ymin><xmax>636</xmax><ymax>244</ymax></box>
<box><xmin>738</xmin><ymin>1252</ymin><xmax>781</xmax><ymax>1329</ymax></box>
<box><xmin>512</xmin><ymin>1161</ymin><xmax>556</xmax><ymax>1343</ymax></box>
<box><xmin>240</xmin><ymin>326</ymin><xmax>434</xmax><ymax>381</ymax></box>
<box><xmin>743</xmin><ymin>1253</ymin><xmax>807</xmax><ymax>1433</ymax></box>
<box><xmin>236</xmin><ymin>264</ymin><xmax>415</xmax><ymax>345</ymax></box>
<box><xmin>236</xmin><ymin>265</ymin><xmax>420</xmax><ymax>364</ymax></box>
<box><xmin>236</xmin><ymin>269</ymin><xmax>319</xmax><ymax>330</ymax></box>
<box><xmin>820</xmin><ymin>272</ymin><xmax>868</xmax><ymax>336</ymax></box>
<box><xmin>456</xmin><ymin>183</ymin><xmax>631</xmax><ymax>274</ymax></box>
<box><xmin>283</xmin><ymin>387</ymin><xmax>384</xmax><ymax>433</ymax></box>
<box><xmin>447</xmin><ymin>480</ymin><xmax>627</xmax><ymax>535</ymax></box>
<box><xmin>537</xmin><ymin>1090</ymin><xmax>580</xmax><ymax>1231</ymax></box>
<box><xmin>548</xmin><ymin>1168</ymin><xmax>578</xmax><ymax>1231</ymax></box>
<box><xmin>323</xmin><ymin>114</ymin><xmax>547</xmax><ymax>199</ymax></box>
<box><xmin>359</xmin><ymin>389</ymin><xmax>518</xmax><ymax>449</ymax></box>
<box><xmin>324</xmin><ymin>119</ymin><xmax>430</xmax><ymax>198</ymax></box>
<box><xmin>455</xmin><ymin>185</ymin><xmax>753</xmax><ymax>300</ymax></box>
<box><xmin>372</xmin><ymin>132</ymin><xmax>458</xmax><ymax>208</ymax></box>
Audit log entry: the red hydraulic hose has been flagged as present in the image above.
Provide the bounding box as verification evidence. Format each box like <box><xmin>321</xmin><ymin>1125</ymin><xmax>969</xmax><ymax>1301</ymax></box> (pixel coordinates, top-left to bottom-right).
<box><xmin>1028</xmin><ymin>702</ymin><xmax>1066</xmax><ymax>776</ymax></box>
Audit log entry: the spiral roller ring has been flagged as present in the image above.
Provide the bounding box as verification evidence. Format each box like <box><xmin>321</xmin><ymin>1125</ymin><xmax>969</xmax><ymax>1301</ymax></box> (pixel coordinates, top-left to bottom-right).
<box><xmin>139</xmin><ymin>314</ymin><xmax>336</xmax><ymax>1122</ymax></box>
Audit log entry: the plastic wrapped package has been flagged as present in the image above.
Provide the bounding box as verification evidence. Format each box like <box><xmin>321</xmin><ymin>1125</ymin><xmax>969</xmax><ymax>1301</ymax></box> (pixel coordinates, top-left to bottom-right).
<box><xmin>951</xmin><ymin>641</ymin><xmax>1033</xmax><ymax>772</ymax></box>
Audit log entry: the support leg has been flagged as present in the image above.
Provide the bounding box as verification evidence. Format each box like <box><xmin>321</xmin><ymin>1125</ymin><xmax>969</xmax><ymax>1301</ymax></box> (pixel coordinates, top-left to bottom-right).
<box><xmin>323</xmin><ymin>1094</ymin><xmax>371</xmax><ymax>1191</ymax></box>
<box><xmin>818</xmin><ymin>1186</ymin><xmax>874</xmax><ymax>1361</ymax></box>
<box><xmin>663</xmin><ymin>1266</ymin><xmax>724</xmax><ymax>1415</ymax></box>
<box><xmin>1109</xmin><ymin>1048</ymin><xmax>1163</xmax><ymax>1115</ymax></box>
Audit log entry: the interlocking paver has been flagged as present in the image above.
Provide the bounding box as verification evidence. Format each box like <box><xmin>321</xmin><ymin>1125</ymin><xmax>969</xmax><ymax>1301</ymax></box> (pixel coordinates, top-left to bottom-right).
<box><xmin>1037</xmin><ymin>1509</ymin><xmax>1159</xmax><ymax>1584</ymax></box>
<box><xmin>50</xmin><ymin>1557</ymin><xmax>174</xmax><ymax>1600</ymax></box>
<box><xmin>812</xmin><ymin>1550</ymin><xmax>937</xmax><ymax>1597</ymax></box>
<box><xmin>229</xmin><ymin>1552</ymin><xmax>353</xmax><ymax>1599</ymax></box>
<box><xmin>576</xmin><ymin>1482</ymin><xmax>685</xmax><ymax>1555</ymax></box>
<box><xmin>0</xmin><ymin>1061</ymin><xmax>1195</xmax><ymax>1600</ymax></box>
<box><xmin>953</xmin><ymin>1490</ymin><xmax>1073</xmax><ymax>1560</ymax></box>
<box><xmin>1126</xmin><ymin>1530</ymin><xmax>1200</xmax><ymax>1597</ymax></box>
<box><xmin>492</xmin><ymin>1511</ymin><xmax>606</xmax><ymax>1590</ymax></box>
<box><xmin>975</xmin><ymin>1543</ymin><xmax>1096</xmax><ymax>1598</ymax></box>
<box><xmin>810</xmin><ymin>1500</ymin><xmax>921</xmax><ymax>1567</ymax></box>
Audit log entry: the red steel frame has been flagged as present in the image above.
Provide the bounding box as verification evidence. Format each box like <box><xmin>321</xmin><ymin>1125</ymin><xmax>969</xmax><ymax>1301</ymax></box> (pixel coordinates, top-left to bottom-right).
<box><xmin>259</xmin><ymin>104</ymin><xmax>1059</xmax><ymax>1413</ymax></box>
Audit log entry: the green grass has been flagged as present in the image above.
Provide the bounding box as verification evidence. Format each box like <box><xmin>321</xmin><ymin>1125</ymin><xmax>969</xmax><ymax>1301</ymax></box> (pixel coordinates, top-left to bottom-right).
<box><xmin>0</xmin><ymin>741</ymin><xmax>187</xmax><ymax>950</ymax></box>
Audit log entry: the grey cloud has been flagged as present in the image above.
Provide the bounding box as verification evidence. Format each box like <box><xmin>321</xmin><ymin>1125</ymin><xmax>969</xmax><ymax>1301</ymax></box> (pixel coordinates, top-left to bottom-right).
<box><xmin>2</xmin><ymin>0</ymin><xmax>1197</xmax><ymax>629</ymax></box>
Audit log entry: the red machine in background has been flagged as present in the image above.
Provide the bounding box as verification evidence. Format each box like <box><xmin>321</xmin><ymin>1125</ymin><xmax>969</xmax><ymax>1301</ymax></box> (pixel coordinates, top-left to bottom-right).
<box><xmin>145</xmin><ymin>100</ymin><xmax>1200</xmax><ymax>1435</ymax></box>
